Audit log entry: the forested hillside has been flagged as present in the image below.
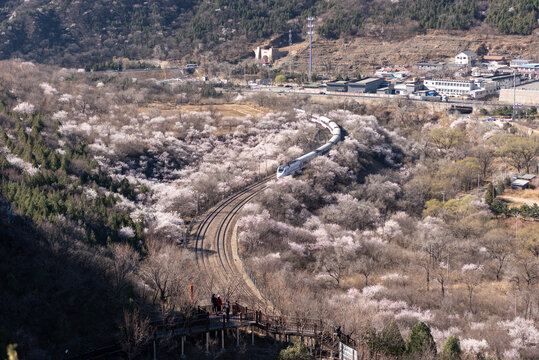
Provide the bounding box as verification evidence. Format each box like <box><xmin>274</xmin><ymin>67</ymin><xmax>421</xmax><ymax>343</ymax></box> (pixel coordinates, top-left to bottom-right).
<box><xmin>0</xmin><ymin>60</ymin><xmax>323</xmax><ymax>359</ymax></box>
<box><xmin>0</xmin><ymin>0</ymin><xmax>537</xmax><ymax>66</ymax></box>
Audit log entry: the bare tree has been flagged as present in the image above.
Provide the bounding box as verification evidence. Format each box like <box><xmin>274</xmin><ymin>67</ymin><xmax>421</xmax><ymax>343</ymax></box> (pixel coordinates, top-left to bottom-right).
<box><xmin>416</xmin><ymin>252</ymin><xmax>432</xmax><ymax>292</ymax></box>
<box><xmin>120</xmin><ymin>309</ymin><xmax>151</xmax><ymax>360</ymax></box>
<box><xmin>317</xmin><ymin>248</ymin><xmax>350</xmax><ymax>287</ymax></box>
<box><xmin>510</xmin><ymin>255</ymin><xmax>538</xmax><ymax>291</ymax></box>
<box><xmin>109</xmin><ymin>243</ymin><xmax>139</xmax><ymax>296</ymax></box>
<box><xmin>482</xmin><ymin>229</ymin><xmax>513</xmax><ymax>281</ymax></box>
<box><xmin>472</xmin><ymin>145</ymin><xmax>496</xmax><ymax>178</ymax></box>
<box><xmin>356</xmin><ymin>254</ymin><xmax>380</xmax><ymax>287</ymax></box>
<box><xmin>435</xmin><ymin>261</ymin><xmax>450</xmax><ymax>298</ymax></box>
<box><xmin>138</xmin><ymin>240</ymin><xmax>195</xmax><ymax>314</ymax></box>
<box><xmin>428</xmin><ymin>127</ymin><xmax>467</xmax><ymax>155</ymax></box>
<box><xmin>461</xmin><ymin>264</ymin><xmax>484</xmax><ymax>312</ymax></box>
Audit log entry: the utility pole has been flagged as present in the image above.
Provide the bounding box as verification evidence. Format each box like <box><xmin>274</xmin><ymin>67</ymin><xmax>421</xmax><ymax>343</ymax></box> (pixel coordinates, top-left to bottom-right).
<box><xmin>512</xmin><ymin>71</ymin><xmax>516</xmax><ymax>121</ymax></box>
<box><xmin>307</xmin><ymin>17</ymin><xmax>314</xmax><ymax>83</ymax></box>
<box><xmin>264</xmin><ymin>146</ymin><xmax>268</xmax><ymax>174</ymax></box>
<box><xmin>446</xmin><ymin>254</ymin><xmax>450</xmax><ymax>278</ymax></box>
<box><xmin>289</xmin><ymin>29</ymin><xmax>293</xmax><ymax>76</ymax></box>
<box><xmin>515</xmin><ymin>211</ymin><xmax>519</xmax><ymax>239</ymax></box>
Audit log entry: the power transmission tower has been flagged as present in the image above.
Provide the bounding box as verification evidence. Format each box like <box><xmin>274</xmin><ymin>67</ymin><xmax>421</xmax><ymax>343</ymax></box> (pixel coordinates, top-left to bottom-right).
<box><xmin>307</xmin><ymin>17</ymin><xmax>314</xmax><ymax>83</ymax></box>
<box><xmin>289</xmin><ymin>29</ymin><xmax>293</xmax><ymax>76</ymax></box>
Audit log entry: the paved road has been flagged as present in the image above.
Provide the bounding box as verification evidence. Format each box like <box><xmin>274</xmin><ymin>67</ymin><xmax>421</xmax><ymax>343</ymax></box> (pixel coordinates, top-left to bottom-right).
<box><xmin>192</xmin><ymin>177</ymin><xmax>273</xmax><ymax>310</ymax></box>
<box><xmin>242</xmin><ymin>87</ymin><xmax>502</xmax><ymax>107</ymax></box>
<box><xmin>90</xmin><ymin>66</ymin><xmax>189</xmax><ymax>74</ymax></box>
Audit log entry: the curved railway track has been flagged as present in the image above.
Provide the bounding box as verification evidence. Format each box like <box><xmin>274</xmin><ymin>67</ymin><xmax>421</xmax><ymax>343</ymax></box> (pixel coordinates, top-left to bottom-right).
<box><xmin>192</xmin><ymin>176</ymin><xmax>273</xmax><ymax>308</ymax></box>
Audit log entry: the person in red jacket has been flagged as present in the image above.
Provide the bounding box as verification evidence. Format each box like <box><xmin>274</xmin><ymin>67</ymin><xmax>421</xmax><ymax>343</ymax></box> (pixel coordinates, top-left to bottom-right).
<box><xmin>217</xmin><ymin>295</ymin><xmax>222</xmax><ymax>313</ymax></box>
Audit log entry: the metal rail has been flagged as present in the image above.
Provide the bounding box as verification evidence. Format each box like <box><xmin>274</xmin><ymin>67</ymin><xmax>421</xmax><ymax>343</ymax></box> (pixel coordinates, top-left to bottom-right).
<box><xmin>193</xmin><ymin>175</ymin><xmax>274</xmax><ymax>306</ymax></box>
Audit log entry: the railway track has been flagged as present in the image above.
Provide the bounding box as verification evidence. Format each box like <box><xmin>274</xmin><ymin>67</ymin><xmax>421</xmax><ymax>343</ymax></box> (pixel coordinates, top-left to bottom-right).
<box><xmin>192</xmin><ymin>176</ymin><xmax>274</xmax><ymax>308</ymax></box>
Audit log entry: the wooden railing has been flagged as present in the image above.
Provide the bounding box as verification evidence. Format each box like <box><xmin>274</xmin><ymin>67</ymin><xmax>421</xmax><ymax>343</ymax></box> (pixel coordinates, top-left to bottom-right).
<box><xmin>68</xmin><ymin>302</ymin><xmax>377</xmax><ymax>360</ymax></box>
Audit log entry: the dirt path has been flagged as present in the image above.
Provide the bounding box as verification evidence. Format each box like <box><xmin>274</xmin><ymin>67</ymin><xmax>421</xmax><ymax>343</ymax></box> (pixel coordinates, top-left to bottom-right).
<box><xmin>139</xmin><ymin>103</ymin><xmax>269</xmax><ymax>118</ymax></box>
<box><xmin>498</xmin><ymin>195</ymin><xmax>539</xmax><ymax>207</ymax></box>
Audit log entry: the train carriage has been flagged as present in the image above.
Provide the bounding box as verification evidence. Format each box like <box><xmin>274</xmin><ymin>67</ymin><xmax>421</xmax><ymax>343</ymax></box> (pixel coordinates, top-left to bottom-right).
<box><xmin>276</xmin><ymin>114</ymin><xmax>341</xmax><ymax>178</ymax></box>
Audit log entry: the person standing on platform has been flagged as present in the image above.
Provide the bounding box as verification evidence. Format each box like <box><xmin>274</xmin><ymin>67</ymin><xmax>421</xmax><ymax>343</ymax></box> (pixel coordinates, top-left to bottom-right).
<box><xmin>211</xmin><ymin>294</ymin><xmax>217</xmax><ymax>314</ymax></box>
<box><xmin>217</xmin><ymin>295</ymin><xmax>222</xmax><ymax>313</ymax></box>
<box><xmin>224</xmin><ymin>300</ymin><xmax>230</xmax><ymax>323</ymax></box>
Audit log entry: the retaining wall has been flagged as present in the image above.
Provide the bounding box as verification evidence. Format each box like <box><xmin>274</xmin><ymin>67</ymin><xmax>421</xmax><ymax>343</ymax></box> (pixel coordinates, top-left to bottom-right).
<box><xmin>499</xmin><ymin>89</ymin><xmax>539</xmax><ymax>106</ymax></box>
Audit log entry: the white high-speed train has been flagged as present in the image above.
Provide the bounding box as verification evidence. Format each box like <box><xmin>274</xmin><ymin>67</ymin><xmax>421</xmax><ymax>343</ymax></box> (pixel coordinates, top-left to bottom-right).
<box><xmin>276</xmin><ymin>112</ymin><xmax>341</xmax><ymax>178</ymax></box>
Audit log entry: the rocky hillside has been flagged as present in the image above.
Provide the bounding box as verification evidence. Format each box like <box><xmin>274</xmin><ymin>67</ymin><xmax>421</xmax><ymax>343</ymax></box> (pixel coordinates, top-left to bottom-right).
<box><xmin>0</xmin><ymin>0</ymin><xmax>538</xmax><ymax>67</ymax></box>
<box><xmin>277</xmin><ymin>28</ymin><xmax>539</xmax><ymax>78</ymax></box>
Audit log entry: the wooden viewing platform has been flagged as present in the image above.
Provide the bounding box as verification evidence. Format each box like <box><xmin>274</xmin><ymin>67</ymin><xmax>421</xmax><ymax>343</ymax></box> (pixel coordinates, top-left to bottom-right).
<box><xmin>68</xmin><ymin>304</ymin><xmax>385</xmax><ymax>360</ymax></box>
<box><xmin>150</xmin><ymin>304</ymin><xmax>343</xmax><ymax>357</ymax></box>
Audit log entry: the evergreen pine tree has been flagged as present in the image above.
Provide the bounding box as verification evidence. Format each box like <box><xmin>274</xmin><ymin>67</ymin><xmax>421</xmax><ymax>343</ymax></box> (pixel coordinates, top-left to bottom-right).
<box><xmin>441</xmin><ymin>336</ymin><xmax>461</xmax><ymax>360</ymax></box>
<box><xmin>497</xmin><ymin>181</ymin><xmax>505</xmax><ymax>195</ymax></box>
<box><xmin>364</xmin><ymin>326</ymin><xmax>382</xmax><ymax>355</ymax></box>
<box><xmin>380</xmin><ymin>321</ymin><xmax>406</xmax><ymax>357</ymax></box>
<box><xmin>485</xmin><ymin>183</ymin><xmax>495</xmax><ymax>205</ymax></box>
<box><xmin>476</xmin><ymin>43</ymin><xmax>488</xmax><ymax>57</ymax></box>
<box><xmin>407</xmin><ymin>322</ymin><xmax>437</xmax><ymax>356</ymax></box>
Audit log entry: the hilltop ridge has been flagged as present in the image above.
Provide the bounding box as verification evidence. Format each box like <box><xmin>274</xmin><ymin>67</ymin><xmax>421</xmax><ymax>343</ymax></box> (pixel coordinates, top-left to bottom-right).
<box><xmin>0</xmin><ymin>0</ymin><xmax>538</xmax><ymax>67</ymax></box>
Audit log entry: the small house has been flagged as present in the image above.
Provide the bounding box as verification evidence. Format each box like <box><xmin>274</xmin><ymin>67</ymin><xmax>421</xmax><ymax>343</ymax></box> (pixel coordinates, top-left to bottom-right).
<box><xmin>511</xmin><ymin>179</ymin><xmax>530</xmax><ymax>190</ymax></box>
<box><xmin>510</xmin><ymin>59</ymin><xmax>531</xmax><ymax>68</ymax></box>
<box><xmin>455</xmin><ymin>50</ymin><xmax>477</xmax><ymax>66</ymax></box>
<box><xmin>483</xmin><ymin>55</ymin><xmax>507</xmax><ymax>64</ymax></box>
<box><xmin>413</xmin><ymin>61</ymin><xmax>447</xmax><ymax>71</ymax></box>
<box><xmin>518</xmin><ymin>174</ymin><xmax>536</xmax><ymax>181</ymax></box>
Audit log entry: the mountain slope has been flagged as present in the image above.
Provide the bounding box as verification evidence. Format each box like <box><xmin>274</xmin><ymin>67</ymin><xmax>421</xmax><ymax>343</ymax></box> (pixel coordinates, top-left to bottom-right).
<box><xmin>0</xmin><ymin>1</ymin><xmax>537</xmax><ymax>71</ymax></box>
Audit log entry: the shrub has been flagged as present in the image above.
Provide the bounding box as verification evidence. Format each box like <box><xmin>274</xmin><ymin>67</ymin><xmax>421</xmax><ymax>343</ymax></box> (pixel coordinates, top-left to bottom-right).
<box><xmin>490</xmin><ymin>199</ymin><xmax>508</xmax><ymax>215</ymax></box>
<box><xmin>6</xmin><ymin>344</ymin><xmax>18</xmax><ymax>360</ymax></box>
<box><xmin>279</xmin><ymin>341</ymin><xmax>310</xmax><ymax>360</ymax></box>
<box><xmin>275</xmin><ymin>74</ymin><xmax>287</xmax><ymax>84</ymax></box>
<box><xmin>201</xmin><ymin>84</ymin><xmax>220</xmax><ymax>98</ymax></box>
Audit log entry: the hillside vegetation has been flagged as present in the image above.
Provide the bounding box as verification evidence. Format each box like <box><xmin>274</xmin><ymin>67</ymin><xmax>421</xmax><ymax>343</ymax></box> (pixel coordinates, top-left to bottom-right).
<box><xmin>0</xmin><ymin>0</ymin><xmax>537</xmax><ymax>66</ymax></box>
<box><xmin>0</xmin><ymin>60</ymin><xmax>321</xmax><ymax>359</ymax></box>
<box><xmin>0</xmin><ymin>58</ymin><xmax>537</xmax><ymax>359</ymax></box>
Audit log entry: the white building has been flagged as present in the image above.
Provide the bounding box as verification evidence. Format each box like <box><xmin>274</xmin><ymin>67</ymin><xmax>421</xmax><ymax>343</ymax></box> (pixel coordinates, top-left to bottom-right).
<box><xmin>253</xmin><ymin>47</ymin><xmax>281</xmax><ymax>63</ymax></box>
<box><xmin>470</xmin><ymin>82</ymin><xmax>498</xmax><ymax>99</ymax></box>
<box><xmin>510</xmin><ymin>59</ymin><xmax>530</xmax><ymax>67</ymax></box>
<box><xmin>393</xmin><ymin>82</ymin><xmax>422</xmax><ymax>95</ymax></box>
<box><xmin>455</xmin><ymin>50</ymin><xmax>477</xmax><ymax>66</ymax></box>
<box><xmin>424</xmin><ymin>79</ymin><xmax>475</xmax><ymax>96</ymax></box>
